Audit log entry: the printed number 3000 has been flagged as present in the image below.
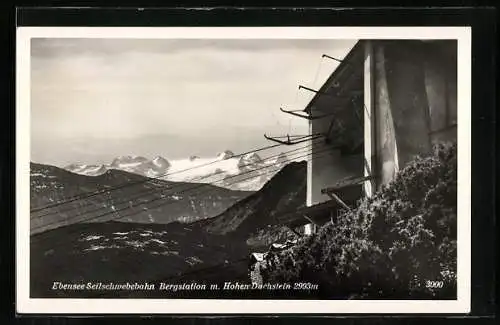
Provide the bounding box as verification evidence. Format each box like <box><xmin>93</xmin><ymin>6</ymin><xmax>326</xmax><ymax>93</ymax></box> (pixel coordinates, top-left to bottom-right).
<box><xmin>425</xmin><ymin>280</ymin><xmax>444</xmax><ymax>289</ymax></box>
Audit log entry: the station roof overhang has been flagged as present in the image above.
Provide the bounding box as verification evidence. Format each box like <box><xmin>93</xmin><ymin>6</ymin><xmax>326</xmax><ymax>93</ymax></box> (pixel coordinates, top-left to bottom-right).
<box><xmin>303</xmin><ymin>41</ymin><xmax>365</xmax><ymax>113</ymax></box>
<box><xmin>301</xmin><ymin>40</ymin><xmax>366</xmax><ymax>151</ymax></box>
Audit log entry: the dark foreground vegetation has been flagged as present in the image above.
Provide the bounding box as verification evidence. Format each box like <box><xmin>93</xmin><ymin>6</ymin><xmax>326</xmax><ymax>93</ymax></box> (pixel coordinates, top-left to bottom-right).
<box><xmin>261</xmin><ymin>142</ymin><xmax>457</xmax><ymax>299</ymax></box>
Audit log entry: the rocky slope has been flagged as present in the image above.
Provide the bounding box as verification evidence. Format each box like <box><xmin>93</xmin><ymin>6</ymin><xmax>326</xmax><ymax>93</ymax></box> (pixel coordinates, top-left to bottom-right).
<box><xmin>203</xmin><ymin>161</ymin><xmax>307</xmax><ymax>247</ymax></box>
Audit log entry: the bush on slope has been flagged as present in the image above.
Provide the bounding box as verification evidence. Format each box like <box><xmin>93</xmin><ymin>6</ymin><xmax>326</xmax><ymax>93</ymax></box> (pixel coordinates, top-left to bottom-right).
<box><xmin>261</xmin><ymin>142</ymin><xmax>457</xmax><ymax>299</ymax></box>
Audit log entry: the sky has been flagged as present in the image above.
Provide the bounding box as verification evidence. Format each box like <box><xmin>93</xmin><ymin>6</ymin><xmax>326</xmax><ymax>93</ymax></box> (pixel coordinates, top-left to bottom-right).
<box><xmin>30</xmin><ymin>38</ymin><xmax>357</xmax><ymax>166</ymax></box>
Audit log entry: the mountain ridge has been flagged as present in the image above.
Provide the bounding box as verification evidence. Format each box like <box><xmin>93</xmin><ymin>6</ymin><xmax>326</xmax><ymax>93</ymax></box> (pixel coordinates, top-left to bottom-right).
<box><xmin>30</xmin><ymin>162</ymin><xmax>251</xmax><ymax>235</ymax></box>
<box><xmin>63</xmin><ymin>150</ymin><xmax>291</xmax><ymax>192</ymax></box>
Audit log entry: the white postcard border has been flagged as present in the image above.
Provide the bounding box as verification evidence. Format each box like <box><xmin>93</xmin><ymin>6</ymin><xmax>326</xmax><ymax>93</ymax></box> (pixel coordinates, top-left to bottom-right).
<box><xmin>16</xmin><ymin>26</ymin><xmax>472</xmax><ymax>314</ymax></box>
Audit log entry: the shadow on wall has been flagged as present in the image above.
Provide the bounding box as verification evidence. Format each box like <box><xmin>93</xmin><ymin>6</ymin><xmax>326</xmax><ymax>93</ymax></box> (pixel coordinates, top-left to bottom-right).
<box><xmin>373</xmin><ymin>40</ymin><xmax>457</xmax><ymax>188</ymax></box>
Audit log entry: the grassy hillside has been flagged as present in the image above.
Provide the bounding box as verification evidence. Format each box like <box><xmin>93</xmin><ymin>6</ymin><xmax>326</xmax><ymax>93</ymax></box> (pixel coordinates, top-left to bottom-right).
<box><xmin>30</xmin><ymin>220</ymin><xmax>251</xmax><ymax>298</ymax></box>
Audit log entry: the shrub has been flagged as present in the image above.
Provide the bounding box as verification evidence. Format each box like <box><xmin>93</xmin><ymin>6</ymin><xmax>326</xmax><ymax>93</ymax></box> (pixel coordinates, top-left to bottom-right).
<box><xmin>261</xmin><ymin>142</ymin><xmax>457</xmax><ymax>299</ymax></box>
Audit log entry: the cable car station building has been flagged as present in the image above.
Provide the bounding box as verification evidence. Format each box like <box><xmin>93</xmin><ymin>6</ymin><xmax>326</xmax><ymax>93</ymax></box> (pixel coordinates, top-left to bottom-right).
<box><xmin>274</xmin><ymin>40</ymin><xmax>458</xmax><ymax>235</ymax></box>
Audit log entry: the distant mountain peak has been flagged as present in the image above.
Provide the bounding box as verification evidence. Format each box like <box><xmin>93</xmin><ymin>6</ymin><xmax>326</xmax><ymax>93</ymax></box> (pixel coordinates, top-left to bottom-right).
<box><xmin>64</xmin><ymin>162</ymin><xmax>108</xmax><ymax>176</ymax></box>
<box><xmin>216</xmin><ymin>150</ymin><xmax>235</xmax><ymax>160</ymax></box>
<box><xmin>152</xmin><ymin>156</ymin><xmax>170</xmax><ymax>168</ymax></box>
<box><xmin>237</xmin><ymin>152</ymin><xmax>262</xmax><ymax>168</ymax></box>
<box><xmin>111</xmin><ymin>155</ymin><xmax>149</xmax><ymax>167</ymax></box>
<box><xmin>117</xmin><ymin>155</ymin><xmax>147</xmax><ymax>160</ymax></box>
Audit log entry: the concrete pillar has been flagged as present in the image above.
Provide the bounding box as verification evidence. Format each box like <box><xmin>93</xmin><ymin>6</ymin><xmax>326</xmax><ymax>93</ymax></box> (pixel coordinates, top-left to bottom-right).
<box><xmin>374</xmin><ymin>43</ymin><xmax>400</xmax><ymax>188</ymax></box>
<box><xmin>363</xmin><ymin>41</ymin><xmax>376</xmax><ymax>197</ymax></box>
<box><xmin>305</xmin><ymin>120</ymin><xmax>314</xmax><ymax>235</ymax></box>
<box><xmin>382</xmin><ymin>41</ymin><xmax>432</xmax><ymax>167</ymax></box>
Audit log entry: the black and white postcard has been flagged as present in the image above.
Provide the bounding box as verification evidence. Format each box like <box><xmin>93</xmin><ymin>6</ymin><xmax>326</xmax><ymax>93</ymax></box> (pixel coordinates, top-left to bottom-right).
<box><xmin>16</xmin><ymin>26</ymin><xmax>471</xmax><ymax>314</ymax></box>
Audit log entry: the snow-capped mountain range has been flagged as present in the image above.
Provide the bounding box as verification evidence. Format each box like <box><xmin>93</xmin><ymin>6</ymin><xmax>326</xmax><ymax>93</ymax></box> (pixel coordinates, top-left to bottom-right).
<box><xmin>64</xmin><ymin>150</ymin><xmax>291</xmax><ymax>191</ymax></box>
